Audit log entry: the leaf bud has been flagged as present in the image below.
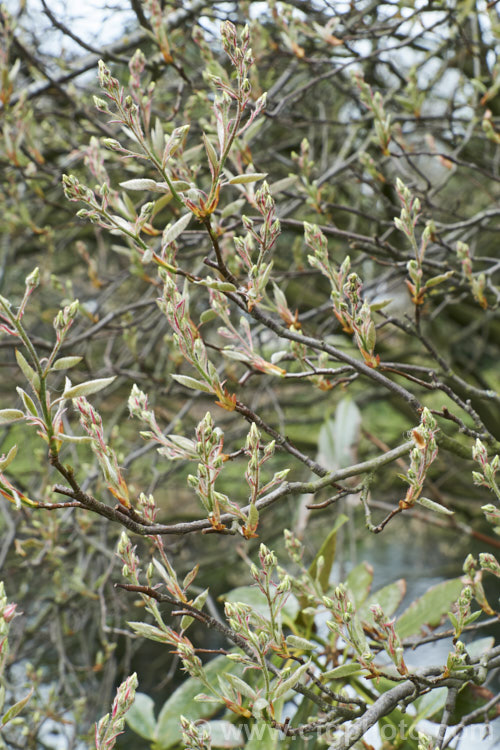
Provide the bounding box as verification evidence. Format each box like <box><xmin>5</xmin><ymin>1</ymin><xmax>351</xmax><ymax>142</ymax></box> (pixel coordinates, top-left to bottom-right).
<box><xmin>25</xmin><ymin>267</ymin><xmax>40</xmax><ymax>290</ymax></box>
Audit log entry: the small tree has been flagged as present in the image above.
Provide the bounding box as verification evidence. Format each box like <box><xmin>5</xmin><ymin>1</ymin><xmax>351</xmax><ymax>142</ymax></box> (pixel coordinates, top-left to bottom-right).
<box><xmin>1</xmin><ymin>2</ymin><xmax>500</xmax><ymax>748</ymax></box>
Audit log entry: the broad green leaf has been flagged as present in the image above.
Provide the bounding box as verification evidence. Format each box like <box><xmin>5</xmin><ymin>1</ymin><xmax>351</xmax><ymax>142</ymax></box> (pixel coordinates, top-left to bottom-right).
<box><xmin>317</xmin><ymin>398</ymin><xmax>361</xmax><ymax>470</ymax></box>
<box><xmin>308</xmin><ymin>514</ymin><xmax>348</xmax><ymax>594</ymax></box>
<box><xmin>200</xmin><ymin>279</ymin><xmax>237</xmax><ymax>292</ymax></box>
<box><xmin>125</xmin><ymin>692</ymin><xmax>156</xmax><ymax>740</ymax></box>
<box><xmin>358</xmin><ymin>579</ymin><xmax>406</xmax><ymax>625</ymax></box>
<box><xmin>235</xmin><ymin>720</ymin><xmax>280</xmax><ymax>750</ymax></box>
<box><xmin>181</xmin><ymin>588</ymin><xmax>208</xmax><ymax>630</ymax></box>
<box><xmin>154</xmin><ymin>655</ymin><xmax>239</xmax><ymax>749</ymax></box>
<box><xmin>1</xmin><ymin>688</ymin><xmax>34</xmax><ymax>726</ymax></box>
<box><xmin>63</xmin><ymin>376</ymin><xmax>116</xmax><ymax>399</ymax></box>
<box><xmin>204</xmin><ymin>720</ymin><xmax>244</xmax><ymax>748</ymax></box>
<box><xmin>449</xmin><ymin>683</ymin><xmax>500</xmax><ymax>724</ymax></box>
<box><xmin>413</xmin><ymin>687</ymin><xmax>448</xmax><ymax>724</ymax></box>
<box><xmin>345</xmin><ymin>562</ymin><xmax>373</xmax><ymax>607</ymax></box>
<box><xmin>425</xmin><ymin>270</ymin><xmax>454</xmax><ymax>288</ymax></box>
<box><xmin>369</xmin><ymin>297</ymin><xmax>393</xmax><ymax>311</ymax></box>
<box><xmin>379</xmin><ymin>707</ymin><xmax>421</xmax><ymax>749</ymax></box>
<box><xmin>465</xmin><ymin>636</ymin><xmax>494</xmax><ymax>661</ymax></box>
<box><xmin>396</xmin><ymin>578</ymin><xmax>463</xmax><ymax>639</ymax></box>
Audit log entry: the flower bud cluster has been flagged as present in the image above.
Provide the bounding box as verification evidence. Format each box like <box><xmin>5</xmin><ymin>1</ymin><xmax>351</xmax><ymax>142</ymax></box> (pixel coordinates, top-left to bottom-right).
<box><xmin>95</xmin><ymin>673</ymin><xmax>138</xmax><ymax>750</ymax></box>
<box><xmin>180</xmin><ymin>715</ymin><xmax>212</xmax><ymax>750</ymax></box>
<box><xmin>75</xmin><ymin>397</ymin><xmax>130</xmax><ymax>508</ymax></box>
<box><xmin>472</xmin><ymin>439</ymin><xmax>500</xmax><ymax>501</ymax></box>
<box><xmin>326</xmin><ymin>585</ymin><xmax>375</xmax><ymax>672</ymax></box>
<box><xmin>456</xmin><ymin>241</ymin><xmax>487</xmax><ymax>309</ymax></box>
<box><xmin>370</xmin><ymin>604</ymin><xmax>407</xmax><ymax>675</ymax></box>
<box><xmin>355</xmin><ymin>73</ymin><xmax>392</xmax><ymax>154</ymax></box>
<box><xmin>399</xmin><ymin>408</ymin><xmax>439</xmax><ymax>510</ymax></box>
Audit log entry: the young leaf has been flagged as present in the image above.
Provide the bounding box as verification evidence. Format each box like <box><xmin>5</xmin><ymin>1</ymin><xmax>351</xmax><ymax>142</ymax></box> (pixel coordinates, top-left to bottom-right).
<box><xmin>15</xmin><ymin>388</ymin><xmax>38</xmax><ymax>417</ymax></box>
<box><xmin>15</xmin><ymin>349</ymin><xmax>40</xmax><ymax>391</ymax></box>
<box><xmin>286</xmin><ymin>634</ymin><xmax>317</xmax><ymax>651</ymax></box>
<box><xmin>417</xmin><ymin>496</ymin><xmax>454</xmax><ymax>515</ymax></box>
<box><xmin>322</xmin><ymin>663</ymin><xmax>364</xmax><ymax>680</ymax></box>
<box><xmin>63</xmin><ymin>376</ymin><xmax>116</xmax><ymax>399</ymax></box>
<box><xmin>119</xmin><ymin>178</ymin><xmax>169</xmax><ymax>192</ymax></box>
<box><xmin>162</xmin><ymin>213</ymin><xmax>192</xmax><ymax>245</ymax></box>
<box><xmin>127</xmin><ymin>621</ymin><xmax>169</xmax><ymax>643</ymax></box>
<box><xmin>272</xmin><ymin>660</ymin><xmax>310</xmax><ymax>700</ymax></box>
<box><xmin>222</xmin><ymin>672</ymin><xmax>257</xmax><ymax>701</ymax></box>
<box><xmin>1</xmin><ymin>688</ymin><xmax>34</xmax><ymax>726</ymax></box>
<box><xmin>0</xmin><ymin>445</ymin><xmax>17</xmax><ymax>471</ymax></box>
<box><xmin>0</xmin><ymin>409</ymin><xmax>25</xmax><ymax>424</ymax></box>
<box><xmin>308</xmin><ymin>514</ymin><xmax>348</xmax><ymax>594</ymax></box>
<box><xmin>51</xmin><ymin>356</ymin><xmax>83</xmax><ymax>371</ymax></box>
<box><xmin>171</xmin><ymin>374</ymin><xmax>213</xmax><ymax>393</ymax></box>
<box><xmin>228</xmin><ymin>172</ymin><xmax>267</xmax><ymax>185</ymax></box>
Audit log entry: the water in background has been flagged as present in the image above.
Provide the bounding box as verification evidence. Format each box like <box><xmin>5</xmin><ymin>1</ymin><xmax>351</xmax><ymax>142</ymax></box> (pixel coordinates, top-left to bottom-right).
<box><xmin>332</xmin><ymin>513</ymin><xmax>500</xmax><ymax>749</ymax></box>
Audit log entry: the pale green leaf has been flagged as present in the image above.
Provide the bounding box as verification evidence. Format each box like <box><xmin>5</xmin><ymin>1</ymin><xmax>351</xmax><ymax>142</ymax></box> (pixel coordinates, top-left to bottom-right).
<box><xmin>228</xmin><ymin>172</ymin><xmax>267</xmax><ymax>185</ymax></box>
<box><xmin>204</xmin><ymin>720</ymin><xmax>244</xmax><ymax>748</ymax></box>
<box><xmin>345</xmin><ymin>562</ymin><xmax>373</xmax><ymax>607</ymax></box>
<box><xmin>0</xmin><ymin>409</ymin><xmax>24</xmax><ymax>424</ymax></box>
<box><xmin>51</xmin><ymin>356</ymin><xmax>83</xmax><ymax>371</ymax></box>
<box><xmin>309</xmin><ymin>514</ymin><xmax>348</xmax><ymax>594</ymax></box>
<box><xmin>16</xmin><ymin>387</ymin><xmax>38</xmax><ymax>417</ymax></box>
<box><xmin>125</xmin><ymin>692</ymin><xmax>156</xmax><ymax>740</ymax></box>
<box><xmin>317</xmin><ymin>398</ymin><xmax>361</xmax><ymax>470</ymax></box>
<box><xmin>119</xmin><ymin>178</ymin><xmax>169</xmax><ymax>192</ymax></box>
<box><xmin>272</xmin><ymin>660</ymin><xmax>310</xmax><ymax>700</ymax></box>
<box><xmin>1</xmin><ymin>688</ymin><xmax>34</xmax><ymax>726</ymax></box>
<box><xmin>155</xmin><ymin>655</ymin><xmax>238</xmax><ymax>749</ymax></box>
<box><xmin>63</xmin><ymin>376</ymin><xmax>116</xmax><ymax>399</ymax></box>
<box><xmin>396</xmin><ymin>578</ymin><xmax>463</xmax><ymax>639</ymax></box>
<box><xmin>358</xmin><ymin>579</ymin><xmax>406</xmax><ymax>625</ymax></box>
<box><xmin>15</xmin><ymin>349</ymin><xmax>40</xmax><ymax>391</ymax></box>
<box><xmin>162</xmin><ymin>212</ymin><xmax>192</xmax><ymax>245</ymax></box>
<box><xmin>0</xmin><ymin>444</ymin><xmax>17</xmax><ymax>471</ymax></box>
<box><xmin>171</xmin><ymin>374</ymin><xmax>213</xmax><ymax>393</ymax></box>
<box><xmin>417</xmin><ymin>497</ymin><xmax>454</xmax><ymax>515</ymax></box>
<box><xmin>322</xmin><ymin>663</ymin><xmax>364</xmax><ymax>680</ymax></box>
